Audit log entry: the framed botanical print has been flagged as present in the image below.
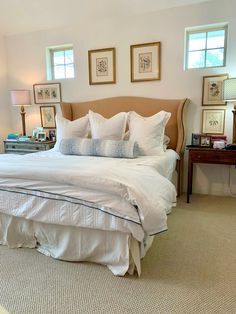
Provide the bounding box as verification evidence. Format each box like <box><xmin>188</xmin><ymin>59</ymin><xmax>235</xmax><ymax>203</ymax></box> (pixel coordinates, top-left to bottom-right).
<box><xmin>33</xmin><ymin>83</ymin><xmax>61</xmax><ymax>104</ymax></box>
<box><xmin>130</xmin><ymin>42</ymin><xmax>161</xmax><ymax>82</ymax></box>
<box><xmin>88</xmin><ymin>47</ymin><xmax>116</xmax><ymax>85</ymax></box>
<box><xmin>40</xmin><ymin>106</ymin><xmax>56</xmax><ymax>129</ymax></box>
<box><xmin>202</xmin><ymin>109</ymin><xmax>225</xmax><ymax>134</ymax></box>
<box><xmin>202</xmin><ymin>74</ymin><xmax>228</xmax><ymax>106</ymax></box>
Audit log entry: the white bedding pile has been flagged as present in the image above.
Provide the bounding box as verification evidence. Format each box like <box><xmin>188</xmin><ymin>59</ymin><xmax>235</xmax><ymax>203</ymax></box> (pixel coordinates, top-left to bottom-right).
<box><xmin>0</xmin><ymin>150</ymin><xmax>177</xmax><ymax>242</ymax></box>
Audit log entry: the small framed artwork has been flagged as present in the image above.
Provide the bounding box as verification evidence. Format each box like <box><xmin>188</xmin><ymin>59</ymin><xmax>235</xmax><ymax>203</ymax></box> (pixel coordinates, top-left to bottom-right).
<box><xmin>40</xmin><ymin>106</ymin><xmax>56</xmax><ymax>129</ymax></box>
<box><xmin>88</xmin><ymin>47</ymin><xmax>116</xmax><ymax>85</ymax></box>
<box><xmin>191</xmin><ymin>133</ymin><xmax>201</xmax><ymax>146</ymax></box>
<box><xmin>202</xmin><ymin>74</ymin><xmax>228</xmax><ymax>106</ymax></box>
<box><xmin>200</xmin><ymin>135</ymin><xmax>211</xmax><ymax>147</ymax></box>
<box><xmin>48</xmin><ymin>129</ymin><xmax>56</xmax><ymax>141</ymax></box>
<box><xmin>130</xmin><ymin>42</ymin><xmax>161</xmax><ymax>82</ymax></box>
<box><xmin>202</xmin><ymin>109</ymin><xmax>225</xmax><ymax>134</ymax></box>
<box><xmin>33</xmin><ymin>83</ymin><xmax>61</xmax><ymax>104</ymax></box>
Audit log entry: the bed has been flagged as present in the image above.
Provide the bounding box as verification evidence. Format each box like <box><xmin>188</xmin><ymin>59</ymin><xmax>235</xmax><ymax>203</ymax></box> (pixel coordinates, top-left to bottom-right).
<box><xmin>0</xmin><ymin>96</ymin><xmax>189</xmax><ymax>276</ymax></box>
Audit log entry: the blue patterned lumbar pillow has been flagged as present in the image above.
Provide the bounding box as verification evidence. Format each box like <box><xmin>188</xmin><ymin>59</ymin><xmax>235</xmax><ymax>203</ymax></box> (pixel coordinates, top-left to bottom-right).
<box><xmin>59</xmin><ymin>138</ymin><xmax>139</xmax><ymax>158</ymax></box>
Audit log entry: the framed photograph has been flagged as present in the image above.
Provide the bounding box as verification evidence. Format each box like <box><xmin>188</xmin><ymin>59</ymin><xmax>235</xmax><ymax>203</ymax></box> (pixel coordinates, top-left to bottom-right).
<box><xmin>40</xmin><ymin>106</ymin><xmax>56</xmax><ymax>129</ymax></box>
<box><xmin>191</xmin><ymin>133</ymin><xmax>201</xmax><ymax>146</ymax></box>
<box><xmin>202</xmin><ymin>109</ymin><xmax>225</xmax><ymax>134</ymax></box>
<box><xmin>88</xmin><ymin>47</ymin><xmax>116</xmax><ymax>85</ymax></box>
<box><xmin>202</xmin><ymin>74</ymin><xmax>228</xmax><ymax>106</ymax></box>
<box><xmin>48</xmin><ymin>129</ymin><xmax>56</xmax><ymax>141</ymax></box>
<box><xmin>36</xmin><ymin>131</ymin><xmax>46</xmax><ymax>142</ymax></box>
<box><xmin>200</xmin><ymin>135</ymin><xmax>211</xmax><ymax>147</ymax></box>
<box><xmin>33</xmin><ymin>83</ymin><xmax>61</xmax><ymax>104</ymax></box>
<box><xmin>130</xmin><ymin>42</ymin><xmax>161</xmax><ymax>82</ymax></box>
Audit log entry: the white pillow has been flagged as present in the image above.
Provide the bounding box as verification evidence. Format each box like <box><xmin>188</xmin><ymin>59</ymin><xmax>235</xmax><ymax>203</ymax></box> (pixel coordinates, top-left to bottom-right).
<box><xmin>54</xmin><ymin>114</ymin><xmax>89</xmax><ymax>151</ymax></box>
<box><xmin>128</xmin><ymin>111</ymin><xmax>171</xmax><ymax>155</ymax></box>
<box><xmin>89</xmin><ymin>110</ymin><xmax>127</xmax><ymax>140</ymax></box>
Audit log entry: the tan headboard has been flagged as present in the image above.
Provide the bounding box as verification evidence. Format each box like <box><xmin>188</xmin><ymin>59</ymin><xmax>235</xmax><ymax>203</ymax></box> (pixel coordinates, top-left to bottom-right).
<box><xmin>61</xmin><ymin>96</ymin><xmax>190</xmax><ymax>155</ymax></box>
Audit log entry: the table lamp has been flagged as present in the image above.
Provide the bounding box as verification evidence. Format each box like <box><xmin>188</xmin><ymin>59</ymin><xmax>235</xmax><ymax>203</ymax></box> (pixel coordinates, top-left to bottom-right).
<box><xmin>10</xmin><ymin>90</ymin><xmax>31</xmax><ymax>136</ymax></box>
<box><xmin>223</xmin><ymin>78</ymin><xmax>236</xmax><ymax>144</ymax></box>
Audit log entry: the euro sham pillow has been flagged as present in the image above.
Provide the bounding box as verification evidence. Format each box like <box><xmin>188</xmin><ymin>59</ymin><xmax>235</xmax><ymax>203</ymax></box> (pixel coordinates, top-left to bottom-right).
<box><xmin>60</xmin><ymin>138</ymin><xmax>139</xmax><ymax>159</ymax></box>
<box><xmin>88</xmin><ymin>110</ymin><xmax>127</xmax><ymax>140</ymax></box>
<box><xmin>128</xmin><ymin>111</ymin><xmax>171</xmax><ymax>156</ymax></box>
<box><xmin>54</xmin><ymin>114</ymin><xmax>89</xmax><ymax>151</ymax></box>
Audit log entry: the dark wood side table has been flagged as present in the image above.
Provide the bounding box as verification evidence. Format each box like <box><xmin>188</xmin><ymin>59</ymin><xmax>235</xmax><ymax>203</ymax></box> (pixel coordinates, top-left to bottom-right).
<box><xmin>186</xmin><ymin>146</ymin><xmax>236</xmax><ymax>203</ymax></box>
<box><xmin>4</xmin><ymin>140</ymin><xmax>55</xmax><ymax>155</ymax></box>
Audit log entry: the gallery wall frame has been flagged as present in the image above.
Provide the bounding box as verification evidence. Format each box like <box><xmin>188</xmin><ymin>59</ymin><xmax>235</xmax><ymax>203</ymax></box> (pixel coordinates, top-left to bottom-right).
<box><xmin>202</xmin><ymin>109</ymin><xmax>225</xmax><ymax>134</ymax></box>
<box><xmin>202</xmin><ymin>74</ymin><xmax>228</xmax><ymax>106</ymax></box>
<box><xmin>130</xmin><ymin>42</ymin><xmax>161</xmax><ymax>82</ymax></box>
<box><xmin>40</xmin><ymin>105</ymin><xmax>56</xmax><ymax>129</ymax></box>
<box><xmin>88</xmin><ymin>47</ymin><xmax>116</xmax><ymax>85</ymax></box>
<box><xmin>33</xmin><ymin>83</ymin><xmax>61</xmax><ymax>104</ymax></box>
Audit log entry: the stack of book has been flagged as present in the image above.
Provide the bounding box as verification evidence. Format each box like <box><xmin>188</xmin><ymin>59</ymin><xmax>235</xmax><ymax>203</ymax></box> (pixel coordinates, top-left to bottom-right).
<box><xmin>210</xmin><ymin>134</ymin><xmax>227</xmax><ymax>145</ymax></box>
<box><xmin>6</xmin><ymin>133</ymin><xmax>19</xmax><ymax>141</ymax></box>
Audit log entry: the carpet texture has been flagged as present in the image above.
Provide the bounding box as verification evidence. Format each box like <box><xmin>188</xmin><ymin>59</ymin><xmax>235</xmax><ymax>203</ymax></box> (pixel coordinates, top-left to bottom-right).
<box><xmin>0</xmin><ymin>194</ymin><xmax>235</xmax><ymax>314</ymax></box>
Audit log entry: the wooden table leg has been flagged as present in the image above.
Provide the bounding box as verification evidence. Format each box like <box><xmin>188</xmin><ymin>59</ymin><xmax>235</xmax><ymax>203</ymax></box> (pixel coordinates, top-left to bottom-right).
<box><xmin>187</xmin><ymin>155</ymin><xmax>193</xmax><ymax>203</ymax></box>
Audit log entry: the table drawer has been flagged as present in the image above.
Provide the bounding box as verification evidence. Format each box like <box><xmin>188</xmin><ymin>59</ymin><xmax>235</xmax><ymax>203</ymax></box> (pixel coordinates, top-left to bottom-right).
<box><xmin>190</xmin><ymin>150</ymin><xmax>236</xmax><ymax>165</ymax></box>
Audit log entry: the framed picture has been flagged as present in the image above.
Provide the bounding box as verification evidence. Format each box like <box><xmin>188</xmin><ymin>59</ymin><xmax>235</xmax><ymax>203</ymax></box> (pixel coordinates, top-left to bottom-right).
<box><xmin>48</xmin><ymin>129</ymin><xmax>56</xmax><ymax>141</ymax></box>
<box><xmin>202</xmin><ymin>109</ymin><xmax>225</xmax><ymax>134</ymax></box>
<box><xmin>202</xmin><ymin>74</ymin><xmax>228</xmax><ymax>106</ymax></box>
<box><xmin>200</xmin><ymin>135</ymin><xmax>211</xmax><ymax>147</ymax></box>
<box><xmin>36</xmin><ymin>131</ymin><xmax>47</xmax><ymax>142</ymax></box>
<box><xmin>130</xmin><ymin>42</ymin><xmax>161</xmax><ymax>82</ymax></box>
<box><xmin>33</xmin><ymin>83</ymin><xmax>61</xmax><ymax>104</ymax></box>
<box><xmin>88</xmin><ymin>47</ymin><xmax>116</xmax><ymax>85</ymax></box>
<box><xmin>191</xmin><ymin>133</ymin><xmax>201</xmax><ymax>146</ymax></box>
<box><xmin>40</xmin><ymin>106</ymin><xmax>56</xmax><ymax>129</ymax></box>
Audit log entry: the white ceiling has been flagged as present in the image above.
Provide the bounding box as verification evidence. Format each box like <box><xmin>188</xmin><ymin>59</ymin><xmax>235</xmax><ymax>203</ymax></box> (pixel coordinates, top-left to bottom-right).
<box><xmin>0</xmin><ymin>0</ymin><xmax>213</xmax><ymax>36</ymax></box>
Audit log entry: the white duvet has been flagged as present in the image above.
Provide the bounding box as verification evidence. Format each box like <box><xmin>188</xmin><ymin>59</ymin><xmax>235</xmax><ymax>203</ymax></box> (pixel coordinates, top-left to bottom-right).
<box><xmin>0</xmin><ymin>150</ymin><xmax>177</xmax><ymax>241</ymax></box>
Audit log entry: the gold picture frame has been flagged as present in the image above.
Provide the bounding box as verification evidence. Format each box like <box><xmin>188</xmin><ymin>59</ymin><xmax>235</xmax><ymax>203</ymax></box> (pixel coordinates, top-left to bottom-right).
<box><xmin>130</xmin><ymin>42</ymin><xmax>161</xmax><ymax>82</ymax></box>
<box><xmin>40</xmin><ymin>106</ymin><xmax>56</xmax><ymax>129</ymax></box>
<box><xmin>202</xmin><ymin>74</ymin><xmax>228</xmax><ymax>106</ymax></box>
<box><xmin>88</xmin><ymin>47</ymin><xmax>116</xmax><ymax>85</ymax></box>
<box><xmin>202</xmin><ymin>109</ymin><xmax>225</xmax><ymax>134</ymax></box>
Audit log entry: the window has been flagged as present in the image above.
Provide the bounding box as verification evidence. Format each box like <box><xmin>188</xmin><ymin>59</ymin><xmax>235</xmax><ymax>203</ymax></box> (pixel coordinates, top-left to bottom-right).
<box><xmin>185</xmin><ymin>24</ymin><xmax>227</xmax><ymax>70</ymax></box>
<box><xmin>47</xmin><ymin>45</ymin><xmax>75</xmax><ymax>80</ymax></box>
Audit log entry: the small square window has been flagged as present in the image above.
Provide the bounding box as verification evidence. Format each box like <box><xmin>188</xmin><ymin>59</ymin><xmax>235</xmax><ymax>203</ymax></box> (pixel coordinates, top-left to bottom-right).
<box><xmin>185</xmin><ymin>24</ymin><xmax>227</xmax><ymax>70</ymax></box>
<box><xmin>46</xmin><ymin>45</ymin><xmax>75</xmax><ymax>80</ymax></box>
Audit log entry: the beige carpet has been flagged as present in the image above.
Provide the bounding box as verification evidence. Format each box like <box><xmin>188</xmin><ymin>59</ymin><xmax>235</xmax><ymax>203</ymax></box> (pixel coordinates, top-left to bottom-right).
<box><xmin>0</xmin><ymin>194</ymin><xmax>235</xmax><ymax>314</ymax></box>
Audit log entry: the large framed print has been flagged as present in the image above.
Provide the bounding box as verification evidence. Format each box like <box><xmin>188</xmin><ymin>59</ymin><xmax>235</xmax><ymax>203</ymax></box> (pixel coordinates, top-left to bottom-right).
<box><xmin>33</xmin><ymin>83</ymin><xmax>61</xmax><ymax>104</ymax></box>
<box><xmin>40</xmin><ymin>106</ymin><xmax>56</xmax><ymax>129</ymax></box>
<box><xmin>202</xmin><ymin>74</ymin><xmax>228</xmax><ymax>106</ymax></box>
<box><xmin>130</xmin><ymin>42</ymin><xmax>161</xmax><ymax>82</ymax></box>
<box><xmin>88</xmin><ymin>47</ymin><xmax>116</xmax><ymax>85</ymax></box>
<box><xmin>202</xmin><ymin>109</ymin><xmax>225</xmax><ymax>134</ymax></box>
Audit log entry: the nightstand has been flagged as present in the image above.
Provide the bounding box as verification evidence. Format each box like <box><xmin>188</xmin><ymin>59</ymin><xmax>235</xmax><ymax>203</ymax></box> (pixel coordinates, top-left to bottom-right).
<box><xmin>186</xmin><ymin>146</ymin><xmax>236</xmax><ymax>203</ymax></box>
<box><xmin>4</xmin><ymin>140</ymin><xmax>55</xmax><ymax>154</ymax></box>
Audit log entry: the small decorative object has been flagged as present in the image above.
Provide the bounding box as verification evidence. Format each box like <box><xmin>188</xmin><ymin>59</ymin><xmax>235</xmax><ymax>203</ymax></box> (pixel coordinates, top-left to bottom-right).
<box><xmin>191</xmin><ymin>133</ymin><xmax>201</xmax><ymax>146</ymax></box>
<box><xmin>32</xmin><ymin>127</ymin><xmax>44</xmax><ymax>139</ymax></box>
<box><xmin>33</xmin><ymin>83</ymin><xmax>61</xmax><ymax>104</ymax></box>
<box><xmin>88</xmin><ymin>47</ymin><xmax>116</xmax><ymax>85</ymax></box>
<box><xmin>202</xmin><ymin>109</ymin><xmax>225</xmax><ymax>134</ymax></box>
<box><xmin>40</xmin><ymin>106</ymin><xmax>56</xmax><ymax>128</ymax></box>
<box><xmin>10</xmin><ymin>89</ymin><xmax>31</xmax><ymax>136</ymax></box>
<box><xmin>202</xmin><ymin>74</ymin><xmax>228</xmax><ymax>106</ymax></box>
<box><xmin>48</xmin><ymin>129</ymin><xmax>56</xmax><ymax>141</ymax></box>
<box><xmin>130</xmin><ymin>42</ymin><xmax>161</xmax><ymax>82</ymax></box>
<box><xmin>200</xmin><ymin>135</ymin><xmax>211</xmax><ymax>147</ymax></box>
<box><xmin>37</xmin><ymin>131</ymin><xmax>47</xmax><ymax>142</ymax></box>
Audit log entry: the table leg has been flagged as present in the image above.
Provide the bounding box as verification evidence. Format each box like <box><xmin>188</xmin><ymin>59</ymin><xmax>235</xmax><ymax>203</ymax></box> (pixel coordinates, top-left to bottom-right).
<box><xmin>187</xmin><ymin>158</ymin><xmax>193</xmax><ymax>203</ymax></box>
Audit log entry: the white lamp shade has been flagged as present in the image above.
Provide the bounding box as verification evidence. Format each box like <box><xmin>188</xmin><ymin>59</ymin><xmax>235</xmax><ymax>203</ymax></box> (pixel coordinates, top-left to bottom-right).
<box><xmin>223</xmin><ymin>78</ymin><xmax>236</xmax><ymax>101</ymax></box>
<box><xmin>10</xmin><ymin>90</ymin><xmax>31</xmax><ymax>106</ymax></box>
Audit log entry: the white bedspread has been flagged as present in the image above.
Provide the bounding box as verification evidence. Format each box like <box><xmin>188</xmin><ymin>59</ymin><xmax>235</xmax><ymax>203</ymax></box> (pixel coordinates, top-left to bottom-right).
<box><xmin>0</xmin><ymin>150</ymin><xmax>177</xmax><ymax>241</ymax></box>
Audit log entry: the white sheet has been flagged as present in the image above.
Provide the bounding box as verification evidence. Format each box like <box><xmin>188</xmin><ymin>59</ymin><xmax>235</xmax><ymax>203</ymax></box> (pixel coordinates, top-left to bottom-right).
<box><xmin>0</xmin><ymin>150</ymin><xmax>177</xmax><ymax>240</ymax></box>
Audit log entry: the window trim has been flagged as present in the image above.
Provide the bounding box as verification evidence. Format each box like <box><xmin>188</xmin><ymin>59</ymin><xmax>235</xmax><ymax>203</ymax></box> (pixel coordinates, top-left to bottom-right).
<box><xmin>185</xmin><ymin>24</ymin><xmax>228</xmax><ymax>70</ymax></box>
<box><xmin>46</xmin><ymin>45</ymin><xmax>75</xmax><ymax>81</ymax></box>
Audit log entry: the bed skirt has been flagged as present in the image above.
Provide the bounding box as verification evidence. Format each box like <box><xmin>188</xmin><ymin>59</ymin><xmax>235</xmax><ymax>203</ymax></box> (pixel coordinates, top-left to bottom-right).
<box><xmin>0</xmin><ymin>212</ymin><xmax>150</xmax><ymax>276</ymax></box>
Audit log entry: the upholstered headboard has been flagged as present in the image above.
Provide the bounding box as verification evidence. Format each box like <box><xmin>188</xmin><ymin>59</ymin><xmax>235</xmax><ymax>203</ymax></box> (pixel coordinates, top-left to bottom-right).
<box><xmin>60</xmin><ymin>96</ymin><xmax>189</xmax><ymax>156</ymax></box>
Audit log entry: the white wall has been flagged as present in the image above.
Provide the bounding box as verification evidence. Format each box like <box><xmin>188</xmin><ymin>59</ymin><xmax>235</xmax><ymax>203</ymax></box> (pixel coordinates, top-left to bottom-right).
<box><xmin>0</xmin><ymin>35</ymin><xmax>11</xmax><ymax>152</ymax></box>
<box><xmin>5</xmin><ymin>0</ymin><xmax>236</xmax><ymax>195</ymax></box>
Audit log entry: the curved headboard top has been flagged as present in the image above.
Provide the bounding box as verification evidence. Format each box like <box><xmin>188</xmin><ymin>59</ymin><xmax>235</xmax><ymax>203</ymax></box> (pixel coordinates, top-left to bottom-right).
<box><xmin>61</xmin><ymin>96</ymin><xmax>190</xmax><ymax>155</ymax></box>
